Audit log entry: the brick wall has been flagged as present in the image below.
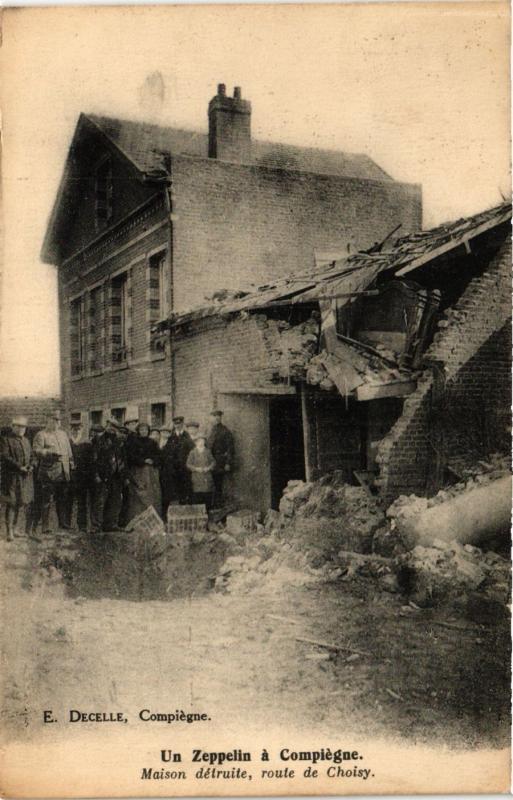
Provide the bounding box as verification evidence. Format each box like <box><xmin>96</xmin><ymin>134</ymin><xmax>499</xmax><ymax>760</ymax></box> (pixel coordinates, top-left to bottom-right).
<box><xmin>0</xmin><ymin>396</ymin><xmax>61</xmax><ymax>431</ymax></box>
<box><xmin>376</xmin><ymin>235</ymin><xmax>512</xmax><ymax>504</ymax></box>
<box><xmin>173</xmin><ymin>315</ymin><xmax>291</xmax><ymax>510</ymax></box>
<box><xmin>59</xmin><ymin>197</ymin><xmax>172</xmax><ymax>428</ymax></box>
<box><xmin>173</xmin><ymin>315</ymin><xmax>284</xmax><ymax>424</ymax></box>
<box><xmin>171</xmin><ymin>156</ymin><xmax>421</xmax><ymax>310</ymax></box>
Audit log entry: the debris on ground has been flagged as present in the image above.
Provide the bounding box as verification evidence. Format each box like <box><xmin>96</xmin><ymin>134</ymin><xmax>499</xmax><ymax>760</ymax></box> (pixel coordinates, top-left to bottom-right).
<box><xmin>226</xmin><ymin>509</ymin><xmax>260</xmax><ymax>539</ymax></box>
<box><xmin>387</xmin><ymin>456</ymin><xmax>511</xmax><ymax>548</ymax></box>
<box><xmin>396</xmin><ymin>540</ymin><xmax>511</xmax><ymax>614</ymax></box>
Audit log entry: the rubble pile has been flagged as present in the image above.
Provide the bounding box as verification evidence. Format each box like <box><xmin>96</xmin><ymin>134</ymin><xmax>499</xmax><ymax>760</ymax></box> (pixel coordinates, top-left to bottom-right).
<box><xmin>263</xmin><ymin>315</ymin><xmax>320</xmax><ymax>381</ymax></box>
<box><xmin>305</xmin><ymin>346</ymin><xmax>412</xmax><ymax>395</ymax></box>
<box><xmin>214</xmin><ymin>473</ymin><xmax>387</xmax><ymax>593</ymax></box>
<box><xmin>396</xmin><ymin>539</ymin><xmax>510</xmax><ymax>613</ymax></box>
<box><xmin>213</xmin><ymin>461</ymin><xmax>510</xmax><ymax>617</ymax></box>
<box><xmin>214</xmin><ymin>534</ymin><xmax>317</xmax><ymax>595</ymax></box>
<box><xmin>278</xmin><ymin>473</ymin><xmax>386</xmax><ymax>556</ymax></box>
<box><xmin>389</xmin><ymin>453</ymin><xmax>510</xmax><ymax>520</ymax></box>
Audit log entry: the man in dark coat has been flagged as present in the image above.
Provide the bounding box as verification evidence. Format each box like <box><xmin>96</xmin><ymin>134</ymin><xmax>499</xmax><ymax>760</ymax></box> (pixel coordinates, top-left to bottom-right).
<box><xmin>159</xmin><ymin>428</ymin><xmax>175</xmax><ymax>520</ymax></box>
<box><xmin>1</xmin><ymin>416</ymin><xmax>34</xmax><ymax>541</ymax></box>
<box><xmin>90</xmin><ymin>421</ymin><xmax>127</xmax><ymax>533</ymax></box>
<box><xmin>207</xmin><ymin>410</ymin><xmax>235</xmax><ymax>508</ymax></box>
<box><xmin>167</xmin><ymin>416</ymin><xmax>194</xmax><ymax>504</ymax></box>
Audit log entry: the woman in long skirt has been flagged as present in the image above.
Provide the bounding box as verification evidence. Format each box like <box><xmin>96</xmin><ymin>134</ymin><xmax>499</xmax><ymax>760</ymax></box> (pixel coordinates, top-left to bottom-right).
<box><xmin>125</xmin><ymin>422</ymin><xmax>162</xmax><ymax>523</ymax></box>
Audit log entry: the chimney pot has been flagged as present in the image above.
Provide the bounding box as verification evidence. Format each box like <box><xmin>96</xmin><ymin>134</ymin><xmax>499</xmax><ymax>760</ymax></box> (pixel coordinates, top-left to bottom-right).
<box><xmin>208</xmin><ymin>84</ymin><xmax>251</xmax><ymax>163</ymax></box>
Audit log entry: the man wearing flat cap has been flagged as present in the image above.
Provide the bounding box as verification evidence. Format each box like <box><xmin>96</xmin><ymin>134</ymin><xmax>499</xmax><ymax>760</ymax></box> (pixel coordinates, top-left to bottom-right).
<box><xmin>166</xmin><ymin>416</ymin><xmax>194</xmax><ymax>504</ymax></box>
<box><xmin>32</xmin><ymin>410</ymin><xmax>74</xmax><ymax>534</ymax></box>
<box><xmin>1</xmin><ymin>415</ymin><xmax>34</xmax><ymax>540</ymax></box>
<box><xmin>207</xmin><ymin>410</ymin><xmax>235</xmax><ymax>508</ymax></box>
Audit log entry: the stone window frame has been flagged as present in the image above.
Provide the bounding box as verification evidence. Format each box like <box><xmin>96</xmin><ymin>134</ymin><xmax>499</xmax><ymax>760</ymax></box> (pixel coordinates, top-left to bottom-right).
<box><xmin>146</xmin><ymin>245</ymin><xmax>170</xmax><ymax>359</ymax></box>
<box><xmin>69</xmin><ymin>291</ymin><xmax>86</xmax><ymax>379</ymax></box>
<box><xmin>106</xmin><ymin>264</ymin><xmax>133</xmax><ymax>370</ymax></box>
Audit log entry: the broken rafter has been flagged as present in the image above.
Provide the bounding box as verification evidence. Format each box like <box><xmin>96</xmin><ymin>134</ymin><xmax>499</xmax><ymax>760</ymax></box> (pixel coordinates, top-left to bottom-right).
<box><xmin>252</xmin><ymin>290</ymin><xmax>379</xmax><ymax>310</ymax></box>
<box><xmin>335</xmin><ymin>332</ymin><xmax>398</xmax><ymax>367</ymax></box>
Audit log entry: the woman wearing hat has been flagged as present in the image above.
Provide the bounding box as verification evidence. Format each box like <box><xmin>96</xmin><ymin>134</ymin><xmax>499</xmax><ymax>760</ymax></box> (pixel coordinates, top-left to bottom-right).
<box><xmin>1</xmin><ymin>416</ymin><xmax>34</xmax><ymax>540</ymax></box>
<box><xmin>124</xmin><ymin>422</ymin><xmax>162</xmax><ymax>522</ymax></box>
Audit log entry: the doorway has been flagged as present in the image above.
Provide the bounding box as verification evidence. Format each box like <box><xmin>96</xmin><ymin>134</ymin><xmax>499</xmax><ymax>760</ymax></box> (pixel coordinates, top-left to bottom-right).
<box><xmin>269</xmin><ymin>396</ymin><xmax>306</xmax><ymax>509</ymax></box>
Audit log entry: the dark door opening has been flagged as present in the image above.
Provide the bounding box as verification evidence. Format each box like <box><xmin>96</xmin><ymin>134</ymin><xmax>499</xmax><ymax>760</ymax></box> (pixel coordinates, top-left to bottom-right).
<box><xmin>269</xmin><ymin>396</ymin><xmax>306</xmax><ymax>509</ymax></box>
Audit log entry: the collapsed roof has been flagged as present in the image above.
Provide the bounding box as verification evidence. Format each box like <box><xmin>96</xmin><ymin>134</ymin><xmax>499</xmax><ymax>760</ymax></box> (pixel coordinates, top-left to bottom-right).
<box><xmin>159</xmin><ymin>201</ymin><xmax>511</xmax><ymax>330</ymax></box>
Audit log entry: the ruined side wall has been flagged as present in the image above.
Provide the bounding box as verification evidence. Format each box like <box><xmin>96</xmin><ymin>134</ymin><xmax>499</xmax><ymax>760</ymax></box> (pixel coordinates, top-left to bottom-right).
<box><xmin>376</xmin><ymin>236</ymin><xmax>512</xmax><ymax>505</ymax></box>
<box><xmin>173</xmin><ymin>315</ymin><xmax>283</xmax><ymax>423</ymax></box>
<box><xmin>173</xmin><ymin>315</ymin><xmax>286</xmax><ymax>511</ymax></box>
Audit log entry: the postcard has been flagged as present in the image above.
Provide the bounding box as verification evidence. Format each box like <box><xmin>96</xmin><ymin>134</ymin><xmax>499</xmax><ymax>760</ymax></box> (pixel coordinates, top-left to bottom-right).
<box><xmin>0</xmin><ymin>2</ymin><xmax>511</xmax><ymax>796</ymax></box>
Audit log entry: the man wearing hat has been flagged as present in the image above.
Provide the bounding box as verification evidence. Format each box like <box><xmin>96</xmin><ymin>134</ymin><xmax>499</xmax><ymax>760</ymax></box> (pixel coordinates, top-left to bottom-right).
<box><xmin>166</xmin><ymin>416</ymin><xmax>194</xmax><ymax>505</ymax></box>
<box><xmin>207</xmin><ymin>410</ymin><xmax>235</xmax><ymax>508</ymax></box>
<box><xmin>0</xmin><ymin>415</ymin><xmax>34</xmax><ymax>540</ymax></box>
<box><xmin>68</xmin><ymin>421</ymin><xmax>93</xmax><ymax>532</ymax></box>
<box><xmin>90</xmin><ymin>420</ymin><xmax>127</xmax><ymax>533</ymax></box>
<box><xmin>32</xmin><ymin>410</ymin><xmax>74</xmax><ymax>534</ymax></box>
<box><xmin>159</xmin><ymin>427</ymin><xmax>175</xmax><ymax>518</ymax></box>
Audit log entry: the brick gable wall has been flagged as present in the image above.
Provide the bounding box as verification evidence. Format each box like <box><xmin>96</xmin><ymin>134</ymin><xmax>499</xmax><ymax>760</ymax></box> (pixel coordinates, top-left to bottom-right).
<box><xmin>170</xmin><ymin>156</ymin><xmax>421</xmax><ymax>311</ymax></box>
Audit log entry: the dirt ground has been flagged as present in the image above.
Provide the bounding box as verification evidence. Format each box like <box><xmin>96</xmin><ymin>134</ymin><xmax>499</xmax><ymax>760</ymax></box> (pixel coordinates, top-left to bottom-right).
<box><xmin>0</xmin><ymin>526</ymin><xmax>510</xmax><ymax>749</ymax></box>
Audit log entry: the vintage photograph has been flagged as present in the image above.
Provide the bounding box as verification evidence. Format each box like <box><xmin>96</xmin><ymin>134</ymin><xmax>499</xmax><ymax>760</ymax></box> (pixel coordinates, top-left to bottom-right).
<box><xmin>0</xmin><ymin>2</ymin><xmax>511</xmax><ymax>795</ymax></box>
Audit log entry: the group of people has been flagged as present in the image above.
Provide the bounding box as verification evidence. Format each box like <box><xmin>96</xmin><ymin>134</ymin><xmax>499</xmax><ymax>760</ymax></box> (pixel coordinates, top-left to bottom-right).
<box><xmin>0</xmin><ymin>409</ymin><xmax>235</xmax><ymax>540</ymax></box>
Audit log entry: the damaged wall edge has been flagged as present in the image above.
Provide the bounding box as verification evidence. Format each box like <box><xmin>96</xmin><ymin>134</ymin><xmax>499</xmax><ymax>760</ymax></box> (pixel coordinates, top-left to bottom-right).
<box><xmin>375</xmin><ymin>235</ymin><xmax>512</xmax><ymax>505</ymax></box>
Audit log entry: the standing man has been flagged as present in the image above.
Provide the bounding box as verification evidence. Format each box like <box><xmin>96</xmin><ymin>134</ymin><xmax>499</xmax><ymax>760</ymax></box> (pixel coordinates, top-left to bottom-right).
<box><xmin>32</xmin><ymin>411</ymin><xmax>74</xmax><ymax>534</ymax></box>
<box><xmin>159</xmin><ymin>427</ymin><xmax>174</xmax><ymax>522</ymax></box>
<box><xmin>90</xmin><ymin>420</ymin><xmax>127</xmax><ymax>534</ymax></box>
<box><xmin>119</xmin><ymin>419</ymin><xmax>137</xmax><ymax>528</ymax></box>
<box><xmin>169</xmin><ymin>416</ymin><xmax>194</xmax><ymax>504</ymax></box>
<box><xmin>69</xmin><ymin>421</ymin><xmax>93</xmax><ymax>533</ymax></box>
<box><xmin>207</xmin><ymin>410</ymin><xmax>235</xmax><ymax>509</ymax></box>
<box><xmin>1</xmin><ymin>415</ymin><xmax>34</xmax><ymax>541</ymax></box>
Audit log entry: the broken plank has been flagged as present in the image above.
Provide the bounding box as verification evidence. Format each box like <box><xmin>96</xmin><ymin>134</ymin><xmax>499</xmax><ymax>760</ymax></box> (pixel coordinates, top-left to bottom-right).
<box><xmin>294</xmin><ymin>635</ymin><xmax>370</xmax><ymax>657</ymax></box>
<box><xmin>429</xmin><ymin>620</ymin><xmax>480</xmax><ymax>633</ymax></box>
<box><xmin>356</xmin><ymin>380</ymin><xmax>417</xmax><ymax>402</ymax></box>
<box><xmin>385</xmin><ymin>688</ymin><xmax>404</xmax><ymax>701</ymax></box>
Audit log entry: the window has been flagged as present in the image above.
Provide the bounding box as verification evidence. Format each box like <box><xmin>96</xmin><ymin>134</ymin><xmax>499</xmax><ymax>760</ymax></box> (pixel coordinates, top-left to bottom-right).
<box><xmin>88</xmin><ymin>286</ymin><xmax>103</xmax><ymax>372</ymax></box>
<box><xmin>149</xmin><ymin>251</ymin><xmax>168</xmax><ymax>317</ymax></box>
<box><xmin>70</xmin><ymin>297</ymin><xmax>85</xmax><ymax>376</ymax></box>
<box><xmin>95</xmin><ymin>157</ymin><xmax>113</xmax><ymax>230</ymax></box>
<box><xmin>90</xmin><ymin>409</ymin><xmax>103</xmax><ymax>427</ymax></box>
<box><xmin>111</xmin><ymin>273</ymin><xmax>130</xmax><ymax>364</ymax></box>
<box><xmin>149</xmin><ymin>251</ymin><xmax>168</xmax><ymax>352</ymax></box>
<box><xmin>111</xmin><ymin>407</ymin><xmax>126</xmax><ymax>424</ymax></box>
<box><xmin>151</xmin><ymin>403</ymin><xmax>166</xmax><ymax>428</ymax></box>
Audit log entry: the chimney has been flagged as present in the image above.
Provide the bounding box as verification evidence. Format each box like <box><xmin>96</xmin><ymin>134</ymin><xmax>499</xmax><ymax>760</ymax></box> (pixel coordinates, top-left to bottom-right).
<box><xmin>208</xmin><ymin>84</ymin><xmax>251</xmax><ymax>163</ymax></box>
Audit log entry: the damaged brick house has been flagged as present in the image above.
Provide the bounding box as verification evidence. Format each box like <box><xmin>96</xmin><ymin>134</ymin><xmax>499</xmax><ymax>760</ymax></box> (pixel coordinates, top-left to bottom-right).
<box><xmin>155</xmin><ymin>203</ymin><xmax>511</xmax><ymax>511</ymax></box>
<box><xmin>41</xmin><ymin>84</ymin><xmax>420</xmax><ymax>429</ymax></box>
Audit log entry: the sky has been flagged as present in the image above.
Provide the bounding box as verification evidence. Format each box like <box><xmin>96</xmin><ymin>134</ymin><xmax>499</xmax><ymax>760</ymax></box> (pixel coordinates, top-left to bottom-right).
<box><xmin>0</xmin><ymin>2</ymin><xmax>510</xmax><ymax>397</ymax></box>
